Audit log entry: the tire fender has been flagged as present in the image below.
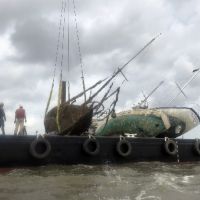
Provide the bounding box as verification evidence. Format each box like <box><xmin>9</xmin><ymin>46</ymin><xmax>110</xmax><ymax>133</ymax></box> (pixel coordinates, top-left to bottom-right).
<box><xmin>164</xmin><ymin>139</ymin><xmax>177</xmax><ymax>156</ymax></box>
<box><xmin>83</xmin><ymin>138</ymin><xmax>100</xmax><ymax>156</ymax></box>
<box><xmin>30</xmin><ymin>138</ymin><xmax>51</xmax><ymax>159</ymax></box>
<box><xmin>116</xmin><ymin>140</ymin><xmax>132</xmax><ymax>157</ymax></box>
<box><xmin>194</xmin><ymin>139</ymin><xmax>200</xmax><ymax>155</ymax></box>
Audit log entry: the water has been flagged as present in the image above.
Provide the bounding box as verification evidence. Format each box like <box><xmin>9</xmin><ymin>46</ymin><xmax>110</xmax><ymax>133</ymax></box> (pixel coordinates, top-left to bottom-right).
<box><xmin>0</xmin><ymin>162</ymin><xmax>199</xmax><ymax>200</ymax></box>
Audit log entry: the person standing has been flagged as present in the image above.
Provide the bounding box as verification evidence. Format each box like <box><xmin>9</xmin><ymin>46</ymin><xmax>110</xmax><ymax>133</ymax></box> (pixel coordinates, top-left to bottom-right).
<box><xmin>0</xmin><ymin>103</ymin><xmax>6</xmax><ymax>135</ymax></box>
<box><xmin>14</xmin><ymin>105</ymin><xmax>27</xmax><ymax>136</ymax></box>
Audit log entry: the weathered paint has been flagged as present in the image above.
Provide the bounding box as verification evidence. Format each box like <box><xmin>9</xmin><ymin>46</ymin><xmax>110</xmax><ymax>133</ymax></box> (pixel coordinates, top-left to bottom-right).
<box><xmin>96</xmin><ymin>114</ymin><xmax>167</xmax><ymax>137</ymax></box>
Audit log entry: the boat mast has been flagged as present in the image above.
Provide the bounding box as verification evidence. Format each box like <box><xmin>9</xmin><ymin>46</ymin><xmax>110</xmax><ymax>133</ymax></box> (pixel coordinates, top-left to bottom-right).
<box><xmin>168</xmin><ymin>68</ymin><xmax>200</xmax><ymax>105</ymax></box>
<box><xmin>61</xmin><ymin>81</ymin><xmax>66</xmax><ymax>104</ymax></box>
<box><xmin>83</xmin><ymin>33</ymin><xmax>162</xmax><ymax>105</ymax></box>
<box><xmin>138</xmin><ymin>80</ymin><xmax>164</xmax><ymax>107</ymax></box>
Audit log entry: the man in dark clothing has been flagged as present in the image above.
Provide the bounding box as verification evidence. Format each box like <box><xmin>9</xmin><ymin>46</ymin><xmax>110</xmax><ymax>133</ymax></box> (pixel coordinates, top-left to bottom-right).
<box><xmin>0</xmin><ymin>103</ymin><xmax>6</xmax><ymax>135</ymax></box>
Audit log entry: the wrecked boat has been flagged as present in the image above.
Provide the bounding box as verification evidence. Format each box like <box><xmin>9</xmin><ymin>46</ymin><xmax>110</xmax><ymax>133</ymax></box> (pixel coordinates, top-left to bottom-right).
<box><xmin>95</xmin><ymin>107</ymin><xmax>200</xmax><ymax>138</ymax></box>
<box><xmin>44</xmin><ymin>102</ymin><xmax>93</xmax><ymax>135</ymax></box>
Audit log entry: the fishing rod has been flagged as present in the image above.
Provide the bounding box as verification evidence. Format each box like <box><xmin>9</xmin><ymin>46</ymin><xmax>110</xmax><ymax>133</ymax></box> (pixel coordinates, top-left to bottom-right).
<box><xmin>168</xmin><ymin>68</ymin><xmax>200</xmax><ymax>105</ymax></box>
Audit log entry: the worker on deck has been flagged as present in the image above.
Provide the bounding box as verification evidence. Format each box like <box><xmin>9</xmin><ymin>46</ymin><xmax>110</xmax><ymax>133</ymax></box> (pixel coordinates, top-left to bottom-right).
<box><xmin>0</xmin><ymin>103</ymin><xmax>6</xmax><ymax>135</ymax></box>
<box><xmin>14</xmin><ymin>105</ymin><xmax>27</xmax><ymax>136</ymax></box>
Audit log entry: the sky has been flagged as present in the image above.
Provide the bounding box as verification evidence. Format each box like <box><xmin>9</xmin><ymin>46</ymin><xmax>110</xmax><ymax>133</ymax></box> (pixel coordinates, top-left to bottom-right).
<box><xmin>0</xmin><ymin>0</ymin><xmax>200</xmax><ymax>137</ymax></box>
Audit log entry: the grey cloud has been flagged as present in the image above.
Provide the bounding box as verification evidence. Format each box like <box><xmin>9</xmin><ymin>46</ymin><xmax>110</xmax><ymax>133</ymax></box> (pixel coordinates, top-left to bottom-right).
<box><xmin>0</xmin><ymin>0</ymin><xmax>59</xmax><ymax>33</ymax></box>
<box><xmin>10</xmin><ymin>17</ymin><xmax>57</xmax><ymax>64</ymax></box>
<box><xmin>1</xmin><ymin>0</ymin><xmax>200</xmax><ymax>135</ymax></box>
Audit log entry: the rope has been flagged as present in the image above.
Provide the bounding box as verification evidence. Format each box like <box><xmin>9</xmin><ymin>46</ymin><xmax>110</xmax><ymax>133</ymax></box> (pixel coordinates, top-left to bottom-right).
<box><xmin>101</xmin><ymin>87</ymin><xmax>120</xmax><ymax>131</ymax></box>
<box><xmin>44</xmin><ymin>79</ymin><xmax>55</xmax><ymax>116</ymax></box>
<box><xmin>120</xmin><ymin>135</ymin><xmax>125</xmax><ymax>141</ymax></box>
<box><xmin>56</xmin><ymin>79</ymin><xmax>63</xmax><ymax>132</ymax></box>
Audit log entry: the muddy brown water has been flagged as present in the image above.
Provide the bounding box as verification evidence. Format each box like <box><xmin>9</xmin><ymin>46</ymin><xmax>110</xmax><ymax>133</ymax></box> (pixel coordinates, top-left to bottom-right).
<box><xmin>0</xmin><ymin>162</ymin><xmax>199</xmax><ymax>200</ymax></box>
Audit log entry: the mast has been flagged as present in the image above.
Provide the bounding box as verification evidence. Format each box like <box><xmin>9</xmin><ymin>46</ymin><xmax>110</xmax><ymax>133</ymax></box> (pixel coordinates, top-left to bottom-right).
<box><xmin>83</xmin><ymin>34</ymin><xmax>162</xmax><ymax>105</ymax></box>
<box><xmin>61</xmin><ymin>81</ymin><xmax>66</xmax><ymax>104</ymax></box>
<box><xmin>138</xmin><ymin>80</ymin><xmax>164</xmax><ymax>107</ymax></box>
<box><xmin>168</xmin><ymin>68</ymin><xmax>200</xmax><ymax>105</ymax></box>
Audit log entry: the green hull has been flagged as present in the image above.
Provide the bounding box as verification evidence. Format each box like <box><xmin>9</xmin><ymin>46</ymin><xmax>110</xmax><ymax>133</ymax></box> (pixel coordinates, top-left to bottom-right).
<box><xmin>96</xmin><ymin>114</ymin><xmax>167</xmax><ymax>137</ymax></box>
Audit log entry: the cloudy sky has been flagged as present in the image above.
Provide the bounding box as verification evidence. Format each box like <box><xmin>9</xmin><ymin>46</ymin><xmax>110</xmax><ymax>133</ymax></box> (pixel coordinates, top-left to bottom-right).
<box><xmin>1</xmin><ymin>0</ymin><xmax>200</xmax><ymax>136</ymax></box>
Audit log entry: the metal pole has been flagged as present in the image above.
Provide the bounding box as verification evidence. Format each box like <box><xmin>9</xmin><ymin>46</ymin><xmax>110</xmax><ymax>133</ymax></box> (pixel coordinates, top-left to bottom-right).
<box><xmin>61</xmin><ymin>81</ymin><xmax>66</xmax><ymax>104</ymax></box>
<box><xmin>168</xmin><ymin>69</ymin><xmax>200</xmax><ymax>105</ymax></box>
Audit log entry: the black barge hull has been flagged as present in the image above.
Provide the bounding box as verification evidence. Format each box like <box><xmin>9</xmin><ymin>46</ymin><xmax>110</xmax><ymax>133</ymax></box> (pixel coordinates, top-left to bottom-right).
<box><xmin>0</xmin><ymin>135</ymin><xmax>200</xmax><ymax>167</ymax></box>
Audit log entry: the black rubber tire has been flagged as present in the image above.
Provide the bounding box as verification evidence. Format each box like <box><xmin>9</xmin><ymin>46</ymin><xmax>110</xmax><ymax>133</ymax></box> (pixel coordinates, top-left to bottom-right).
<box><xmin>83</xmin><ymin>138</ymin><xmax>100</xmax><ymax>156</ymax></box>
<box><xmin>116</xmin><ymin>140</ymin><xmax>132</xmax><ymax>157</ymax></box>
<box><xmin>164</xmin><ymin>139</ymin><xmax>177</xmax><ymax>156</ymax></box>
<box><xmin>30</xmin><ymin>138</ymin><xmax>51</xmax><ymax>159</ymax></box>
<box><xmin>194</xmin><ymin>140</ymin><xmax>200</xmax><ymax>155</ymax></box>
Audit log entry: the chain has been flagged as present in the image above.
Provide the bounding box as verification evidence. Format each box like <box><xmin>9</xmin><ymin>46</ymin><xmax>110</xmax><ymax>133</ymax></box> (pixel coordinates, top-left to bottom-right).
<box><xmin>72</xmin><ymin>0</ymin><xmax>87</xmax><ymax>102</ymax></box>
<box><xmin>55</xmin><ymin>0</ymin><xmax>65</xmax><ymax>77</ymax></box>
<box><xmin>67</xmin><ymin>0</ymin><xmax>70</xmax><ymax>101</ymax></box>
<box><xmin>44</xmin><ymin>0</ymin><xmax>65</xmax><ymax>117</ymax></box>
<box><xmin>56</xmin><ymin>0</ymin><xmax>67</xmax><ymax>132</ymax></box>
<box><xmin>176</xmin><ymin>140</ymin><xmax>180</xmax><ymax>163</ymax></box>
<box><xmin>60</xmin><ymin>0</ymin><xmax>67</xmax><ymax>76</ymax></box>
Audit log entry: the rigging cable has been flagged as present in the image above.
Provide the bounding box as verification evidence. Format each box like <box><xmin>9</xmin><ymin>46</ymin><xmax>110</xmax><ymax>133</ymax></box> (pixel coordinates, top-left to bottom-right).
<box><xmin>72</xmin><ymin>0</ymin><xmax>87</xmax><ymax>102</ymax></box>
<box><xmin>44</xmin><ymin>0</ymin><xmax>65</xmax><ymax>117</ymax></box>
<box><xmin>56</xmin><ymin>0</ymin><xmax>67</xmax><ymax>132</ymax></box>
<box><xmin>67</xmin><ymin>0</ymin><xmax>71</xmax><ymax>101</ymax></box>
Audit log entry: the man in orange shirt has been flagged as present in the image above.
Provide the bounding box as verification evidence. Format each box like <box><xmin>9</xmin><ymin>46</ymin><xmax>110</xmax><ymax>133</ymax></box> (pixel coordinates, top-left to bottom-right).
<box><xmin>14</xmin><ymin>105</ymin><xmax>27</xmax><ymax>135</ymax></box>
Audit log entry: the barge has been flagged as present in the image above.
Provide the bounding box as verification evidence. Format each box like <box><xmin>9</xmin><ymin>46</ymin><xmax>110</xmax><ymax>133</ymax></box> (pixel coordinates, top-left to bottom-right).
<box><xmin>1</xmin><ymin>135</ymin><xmax>200</xmax><ymax>167</ymax></box>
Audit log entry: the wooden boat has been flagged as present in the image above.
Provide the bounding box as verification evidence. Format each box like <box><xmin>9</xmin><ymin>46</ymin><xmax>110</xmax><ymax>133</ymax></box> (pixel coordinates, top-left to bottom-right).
<box><xmin>1</xmin><ymin>134</ymin><xmax>200</xmax><ymax>167</ymax></box>
<box><xmin>44</xmin><ymin>103</ymin><xmax>93</xmax><ymax>135</ymax></box>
